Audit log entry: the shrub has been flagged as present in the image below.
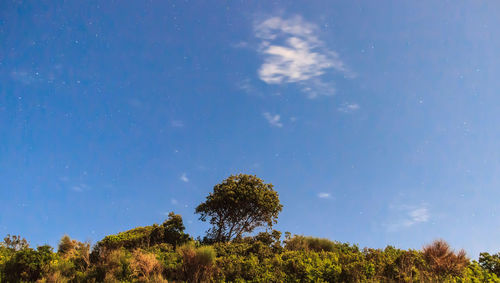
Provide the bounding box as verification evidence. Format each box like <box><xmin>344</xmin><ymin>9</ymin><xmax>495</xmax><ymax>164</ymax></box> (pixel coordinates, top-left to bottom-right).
<box><xmin>91</xmin><ymin>212</ymin><xmax>190</xmax><ymax>259</ymax></box>
<box><xmin>177</xmin><ymin>243</ymin><xmax>217</xmax><ymax>282</ymax></box>
<box><xmin>284</xmin><ymin>235</ymin><xmax>336</xmax><ymax>252</ymax></box>
<box><xmin>89</xmin><ymin>248</ymin><xmax>131</xmax><ymax>282</ymax></box>
<box><xmin>130</xmin><ymin>249</ymin><xmax>165</xmax><ymax>282</ymax></box>
<box><xmin>2</xmin><ymin>245</ymin><xmax>54</xmax><ymax>282</ymax></box>
<box><xmin>423</xmin><ymin>239</ymin><xmax>469</xmax><ymax>278</ymax></box>
<box><xmin>479</xmin><ymin>252</ymin><xmax>500</xmax><ymax>277</ymax></box>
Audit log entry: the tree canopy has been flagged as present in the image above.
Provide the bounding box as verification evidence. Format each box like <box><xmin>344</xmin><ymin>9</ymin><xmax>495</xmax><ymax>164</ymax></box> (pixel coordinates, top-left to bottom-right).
<box><xmin>195</xmin><ymin>174</ymin><xmax>283</xmax><ymax>242</ymax></box>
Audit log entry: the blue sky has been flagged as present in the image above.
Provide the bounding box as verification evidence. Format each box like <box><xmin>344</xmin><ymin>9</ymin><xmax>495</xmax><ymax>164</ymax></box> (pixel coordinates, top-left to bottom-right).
<box><xmin>1</xmin><ymin>1</ymin><xmax>500</xmax><ymax>257</ymax></box>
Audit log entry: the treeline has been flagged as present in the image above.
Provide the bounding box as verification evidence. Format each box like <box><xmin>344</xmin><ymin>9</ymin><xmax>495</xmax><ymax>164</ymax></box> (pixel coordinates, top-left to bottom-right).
<box><xmin>1</xmin><ymin>174</ymin><xmax>499</xmax><ymax>282</ymax></box>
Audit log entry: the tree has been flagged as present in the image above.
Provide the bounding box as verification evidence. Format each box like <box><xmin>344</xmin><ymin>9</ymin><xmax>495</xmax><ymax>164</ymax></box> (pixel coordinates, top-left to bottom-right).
<box><xmin>195</xmin><ymin>174</ymin><xmax>283</xmax><ymax>242</ymax></box>
<box><xmin>91</xmin><ymin>212</ymin><xmax>190</xmax><ymax>261</ymax></box>
<box><xmin>423</xmin><ymin>239</ymin><xmax>469</xmax><ymax>278</ymax></box>
<box><xmin>479</xmin><ymin>252</ymin><xmax>500</xmax><ymax>276</ymax></box>
<box><xmin>150</xmin><ymin>212</ymin><xmax>190</xmax><ymax>248</ymax></box>
<box><xmin>2</xmin><ymin>234</ymin><xmax>29</xmax><ymax>251</ymax></box>
<box><xmin>57</xmin><ymin>235</ymin><xmax>91</xmax><ymax>273</ymax></box>
<box><xmin>161</xmin><ymin>212</ymin><xmax>190</xmax><ymax>247</ymax></box>
<box><xmin>2</xmin><ymin>245</ymin><xmax>54</xmax><ymax>282</ymax></box>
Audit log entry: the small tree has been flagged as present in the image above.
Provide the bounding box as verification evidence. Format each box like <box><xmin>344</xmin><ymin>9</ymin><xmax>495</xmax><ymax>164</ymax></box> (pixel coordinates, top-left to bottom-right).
<box><xmin>161</xmin><ymin>212</ymin><xmax>190</xmax><ymax>248</ymax></box>
<box><xmin>423</xmin><ymin>239</ymin><xmax>469</xmax><ymax>278</ymax></box>
<box><xmin>479</xmin><ymin>252</ymin><xmax>500</xmax><ymax>276</ymax></box>
<box><xmin>2</xmin><ymin>234</ymin><xmax>29</xmax><ymax>251</ymax></box>
<box><xmin>195</xmin><ymin>174</ymin><xmax>283</xmax><ymax>242</ymax></box>
<box><xmin>2</xmin><ymin>245</ymin><xmax>54</xmax><ymax>282</ymax></box>
<box><xmin>57</xmin><ymin>235</ymin><xmax>90</xmax><ymax>272</ymax></box>
<box><xmin>177</xmin><ymin>243</ymin><xmax>216</xmax><ymax>282</ymax></box>
<box><xmin>130</xmin><ymin>249</ymin><xmax>165</xmax><ymax>282</ymax></box>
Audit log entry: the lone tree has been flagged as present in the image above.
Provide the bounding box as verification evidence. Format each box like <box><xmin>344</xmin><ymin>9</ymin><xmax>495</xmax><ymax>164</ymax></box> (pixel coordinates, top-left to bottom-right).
<box><xmin>195</xmin><ymin>174</ymin><xmax>283</xmax><ymax>242</ymax></box>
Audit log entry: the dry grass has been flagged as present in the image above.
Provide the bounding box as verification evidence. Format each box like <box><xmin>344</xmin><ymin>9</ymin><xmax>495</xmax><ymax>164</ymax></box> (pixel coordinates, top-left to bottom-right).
<box><xmin>130</xmin><ymin>249</ymin><xmax>165</xmax><ymax>282</ymax></box>
<box><xmin>177</xmin><ymin>243</ymin><xmax>216</xmax><ymax>282</ymax></box>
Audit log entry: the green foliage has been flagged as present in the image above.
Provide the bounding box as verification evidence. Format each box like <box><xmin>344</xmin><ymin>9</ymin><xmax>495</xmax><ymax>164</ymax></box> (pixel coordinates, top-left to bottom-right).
<box><xmin>0</xmin><ymin>180</ymin><xmax>499</xmax><ymax>283</ymax></box>
<box><xmin>196</xmin><ymin>174</ymin><xmax>283</xmax><ymax>242</ymax></box>
<box><xmin>50</xmin><ymin>235</ymin><xmax>91</xmax><ymax>280</ymax></box>
<box><xmin>91</xmin><ymin>211</ymin><xmax>190</xmax><ymax>263</ymax></box>
<box><xmin>480</xmin><ymin>252</ymin><xmax>500</xmax><ymax>277</ymax></box>
<box><xmin>160</xmin><ymin>212</ymin><xmax>191</xmax><ymax>248</ymax></box>
<box><xmin>2</xmin><ymin>232</ymin><xmax>500</xmax><ymax>282</ymax></box>
<box><xmin>284</xmin><ymin>234</ymin><xmax>359</xmax><ymax>254</ymax></box>
<box><xmin>96</xmin><ymin>225</ymin><xmax>156</xmax><ymax>251</ymax></box>
<box><xmin>1</xmin><ymin>245</ymin><xmax>55</xmax><ymax>282</ymax></box>
<box><xmin>2</xmin><ymin>234</ymin><xmax>29</xmax><ymax>251</ymax></box>
<box><xmin>177</xmin><ymin>242</ymin><xmax>217</xmax><ymax>282</ymax></box>
<box><xmin>90</xmin><ymin>248</ymin><xmax>132</xmax><ymax>282</ymax></box>
<box><xmin>463</xmin><ymin>261</ymin><xmax>500</xmax><ymax>282</ymax></box>
<box><xmin>285</xmin><ymin>235</ymin><xmax>335</xmax><ymax>252</ymax></box>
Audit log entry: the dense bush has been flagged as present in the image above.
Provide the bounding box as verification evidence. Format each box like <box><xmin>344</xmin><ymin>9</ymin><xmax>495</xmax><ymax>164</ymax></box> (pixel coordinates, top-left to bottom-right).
<box><xmin>2</xmin><ymin>232</ymin><xmax>500</xmax><ymax>282</ymax></box>
<box><xmin>90</xmin><ymin>212</ymin><xmax>191</xmax><ymax>263</ymax></box>
<box><xmin>171</xmin><ymin>242</ymin><xmax>217</xmax><ymax>282</ymax></box>
<box><xmin>423</xmin><ymin>239</ymin><xmax>469</xmax><ymax>279</ymax></box>
<box><xmin>480</xmin><ymin>251</ymin><xmax>500</xmax><ymax>277</ymax></box>
<box><xmin>130</xmin><ymin>249</ymin><xmax>166</xmax><ymax>282</ymax></box>
<box><xmin>1</xmin><ymin>245</ymin><xmax>55</xmax><ymax>282</ymax></box>
<box><xmin>285</xmin><ymin>234</ymin><xmax>340</xmax><ymax>252</ymax></box>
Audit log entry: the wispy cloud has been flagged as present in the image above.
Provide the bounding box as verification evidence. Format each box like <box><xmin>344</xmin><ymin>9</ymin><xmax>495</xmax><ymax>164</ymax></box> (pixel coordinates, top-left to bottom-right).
<box><xmin>404</xmin><ymin>207</ymin><xmax>430</xmax><ymax>227</ymax></box>
<box><xmin>10</xmin><ymin>70</ymin><xmax>39</xmax><ymax>85</ymax></box>
<box><xmin>387</xmin><ymin>204</ymin><xmax>430</xmax><ymax>231</ymax></box>
<box><xmin>236</xmin><ymin>78</ymin><xmax>262</xmax><ymax>97</ymax></box>
<box><xmin>232</xmin><ymin>41</ymin><xmax>249</xmax><ymax>48</ymax></box>
<box><xmin>338</xmin><ymin>103</ymin><xmax>360</xmax><ymax>113</ymax></box>
<box><xmin>317</xmin><ymin>192</ymin><xmax>332</xmax><ymax>199</ymax></box>
<box><xmin>59</xmin><ymin>176</ymin><xmax>70</xmax><ymax>182</ymax></box>
<box><xmin>254</xmin><ymin>15</ymin><xmax>351</xmax><ymax>98</ymax></box>
<box><xmin>71</xmin><ymin>183</ymin><xmax>89</xmax><ymax>193</ymax></box>
<box><xmin>180</xmin><ymin>173</ymin><xmax>189</xmax><ymax>183</ymax></box>
<box><xmin>170</xmin><ymin>198</ymin><xmax>178</xmax><ymax>205</ymax></box>
<box><xmin>263</xmin><ymin>112</ymin><xmax>283</xmax><ymax>127</ymax></box>
<box><xmin>59</xmin><ymin>177</ymin><xmax>90</xmax><ymax>193</ymax></box>
<box><xmin>171</xmin><ymin>120</ymin><xmax>184</xmax><ymax>128</ymax></box>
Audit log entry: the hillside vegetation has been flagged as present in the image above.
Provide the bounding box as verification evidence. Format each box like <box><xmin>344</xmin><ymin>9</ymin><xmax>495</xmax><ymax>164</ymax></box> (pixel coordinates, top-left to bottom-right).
<box><xmin>1</xmin><ymin>174</ymin><xmax>498</xmax><ymax>282</ymax></box>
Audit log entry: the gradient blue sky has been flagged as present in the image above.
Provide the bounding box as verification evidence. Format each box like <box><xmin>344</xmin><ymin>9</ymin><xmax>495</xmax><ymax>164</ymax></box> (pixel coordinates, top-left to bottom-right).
<box><xmin>1</xmin><ymin>1</ymin><xmax>500</xmax><ymax>257</ymax></box>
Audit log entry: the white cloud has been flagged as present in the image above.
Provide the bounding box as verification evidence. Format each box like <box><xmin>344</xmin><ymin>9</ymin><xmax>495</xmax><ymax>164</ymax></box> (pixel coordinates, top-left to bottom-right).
<box><xmin>338</xmin><ymin>103</ymin><xmax>360</xmax><ymax>113</ymax></box>
<box><xmin>263</xmin><ymin>112</ymin><xmax>283</xmax><ymax>127</ymax></box>
<box><xmin>171</xmin><ymin>198</ymin><xmax>178</xmax><ymax>205</ymax></box>
<box><xmin>254</xmin><ymin>15</ymin><xmax>351</xmax><ymax>98</ymax></box>
<box><xmin>317</xmin><ymin>192</ymin><xmax>331</xmax><ymax>199</ymax></box>
<box><xmin>180</xmin><ymin>173</ymin><xmax>189</xmax><ymax>183</ymax></box>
